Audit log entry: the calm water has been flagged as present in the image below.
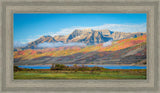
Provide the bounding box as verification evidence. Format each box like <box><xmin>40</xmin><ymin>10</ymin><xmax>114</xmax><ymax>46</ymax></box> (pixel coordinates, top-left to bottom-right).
<box><xmin>18</xmin><ymin>65</ymin><xmax>146</xmax><ymax>69</ymax></box>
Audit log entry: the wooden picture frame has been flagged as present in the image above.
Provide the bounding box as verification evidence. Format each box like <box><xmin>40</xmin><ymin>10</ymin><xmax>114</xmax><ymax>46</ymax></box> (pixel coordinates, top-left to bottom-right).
<box><xmin>0</xmin><ymin>0</ymin><xmax>159</xmax><ymax>93</ymax></box>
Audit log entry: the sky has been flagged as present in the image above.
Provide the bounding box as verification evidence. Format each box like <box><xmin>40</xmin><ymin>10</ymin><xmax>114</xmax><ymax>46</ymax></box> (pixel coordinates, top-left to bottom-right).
<box><xmin>14</xmin><ymin>13</ymin><xmax>147</xmax><ymax>44</ymax></box>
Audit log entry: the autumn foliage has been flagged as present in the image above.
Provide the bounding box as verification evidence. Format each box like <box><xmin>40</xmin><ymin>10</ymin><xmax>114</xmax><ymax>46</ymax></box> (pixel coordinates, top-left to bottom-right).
<box><xmin>14</xmin><ymin>35</ymin><xmax>146</xmax><ymax>61</ymax></box>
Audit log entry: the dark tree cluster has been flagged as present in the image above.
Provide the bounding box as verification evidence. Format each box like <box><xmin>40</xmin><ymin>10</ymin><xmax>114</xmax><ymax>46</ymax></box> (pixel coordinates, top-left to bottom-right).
<box><xmin>50</xmin><ymin>64</ymin><xmax>107</xmax><ymax>71</ymax></box>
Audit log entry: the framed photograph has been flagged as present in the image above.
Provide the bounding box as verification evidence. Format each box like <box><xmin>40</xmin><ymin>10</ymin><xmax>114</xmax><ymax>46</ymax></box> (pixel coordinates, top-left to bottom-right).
<box><xmin>0</xmin><ymin>0</ymin><xmax>160</xmax><ymax>93</ymax></box>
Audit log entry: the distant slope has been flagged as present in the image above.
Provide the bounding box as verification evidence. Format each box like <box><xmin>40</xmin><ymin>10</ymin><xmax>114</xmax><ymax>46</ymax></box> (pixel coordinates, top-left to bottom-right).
<box><xmin>14</xmin><ymin>35</ymin><xmax>146</xmax><ymax>65</ymax></box>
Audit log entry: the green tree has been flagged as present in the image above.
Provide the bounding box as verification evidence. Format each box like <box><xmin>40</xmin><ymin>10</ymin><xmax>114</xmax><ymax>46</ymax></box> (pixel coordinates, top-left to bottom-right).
<box><xmin>14</xmin><ymin>65</ymin><xmax>21</xmax><ymax>72</ymax></box>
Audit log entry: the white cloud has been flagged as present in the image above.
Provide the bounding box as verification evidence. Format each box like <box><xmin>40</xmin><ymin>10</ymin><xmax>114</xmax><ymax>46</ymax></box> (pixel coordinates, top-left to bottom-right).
<box><xmin>14</xmin><ymin>41</ymin><xmax>28</xmax><ymax>48</ymax></box>
<box><xmin>103</xmin><ymin>40</ymin><xmax>113</xmax><ymax>47</ymax></box>
<box><xmin>37</xmin><ymin>42</ymin><xmax>86</xmax><ymax>48</ymax></box>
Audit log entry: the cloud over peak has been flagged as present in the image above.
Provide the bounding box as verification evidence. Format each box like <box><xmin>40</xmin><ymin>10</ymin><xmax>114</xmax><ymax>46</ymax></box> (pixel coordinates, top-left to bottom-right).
<box><xmin>14</xmin><ymin>41</ymin><xmax>28</xmax><ymax>48</ymax></box>
<box><xmin>37</xmin><ymin>42</ymin><xmax>86</xmax><ymax>48</ymax></box>
<box><xmin>50</xmin><ymin>23</ymin><xmax>146</xmax><ymax>36</ymax></box>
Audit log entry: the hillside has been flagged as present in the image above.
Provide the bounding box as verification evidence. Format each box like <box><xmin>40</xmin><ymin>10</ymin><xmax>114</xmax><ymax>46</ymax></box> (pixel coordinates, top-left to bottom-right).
<box><xmin>14</xmin><ymin>35</ymin><xmax>146</xmax><ymax>65</ymax></box>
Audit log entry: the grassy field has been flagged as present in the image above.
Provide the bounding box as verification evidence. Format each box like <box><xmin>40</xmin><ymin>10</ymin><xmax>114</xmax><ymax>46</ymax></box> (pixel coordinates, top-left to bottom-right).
<box><xmin>14</xmin><ymin>69</ymin><xmax>146</xmax><ymax>79</ymax></box>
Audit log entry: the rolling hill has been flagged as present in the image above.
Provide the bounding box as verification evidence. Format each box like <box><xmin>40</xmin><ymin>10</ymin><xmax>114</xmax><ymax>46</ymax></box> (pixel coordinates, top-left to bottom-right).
<box><xmin>14</xmin><ymin>34</ymin><xmax>146</xmax><ymax>65</ymax></box>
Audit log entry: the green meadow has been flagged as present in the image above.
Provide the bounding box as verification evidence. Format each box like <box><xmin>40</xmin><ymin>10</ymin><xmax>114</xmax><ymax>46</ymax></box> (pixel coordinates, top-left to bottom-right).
<box><xmin>14</xmin><ymin>69</ymin><xmax>146</xmax><ymax>79</ymax></box>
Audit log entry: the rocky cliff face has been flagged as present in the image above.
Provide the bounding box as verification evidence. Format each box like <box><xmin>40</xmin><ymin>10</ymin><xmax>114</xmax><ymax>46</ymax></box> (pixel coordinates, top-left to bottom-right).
<box><xmin>54</xmin><ymin>35</ymin><xmax>67</xmax><ymax>42</ymax></box>
<box><xmin>66</xmin><ymin>29</ymin><xmax>113</xmax><ymax>45</ymax></box>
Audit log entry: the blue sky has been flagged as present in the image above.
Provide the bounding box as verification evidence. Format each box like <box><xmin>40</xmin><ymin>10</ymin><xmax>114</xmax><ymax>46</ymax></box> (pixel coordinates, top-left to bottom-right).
<box><xmin>14</xmin><ymin>13</ymin><xmax>147</xmax><ymax>43</ymax></box>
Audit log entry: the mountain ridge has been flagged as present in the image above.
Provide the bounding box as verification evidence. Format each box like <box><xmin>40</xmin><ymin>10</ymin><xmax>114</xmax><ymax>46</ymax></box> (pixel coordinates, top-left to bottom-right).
<box><xmin>15</xmin><ymin>28</ymin><xmax>146</xmax><ymax>49</ymax></box>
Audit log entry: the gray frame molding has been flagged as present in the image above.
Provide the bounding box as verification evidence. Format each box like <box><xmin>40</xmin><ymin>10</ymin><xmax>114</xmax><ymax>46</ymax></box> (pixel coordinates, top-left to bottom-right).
<box><xmin>0</xmin><ymin>0</ymin><xmax>159</xmax><ymax>93</ymax></box>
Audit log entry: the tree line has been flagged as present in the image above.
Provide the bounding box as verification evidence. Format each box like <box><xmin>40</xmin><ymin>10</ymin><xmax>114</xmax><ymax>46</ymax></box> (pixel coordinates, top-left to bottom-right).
<box><xmin>14</xmin><ymin>64</ymin><xmax>107</xmax><ymax>72</ymax></box>
<box><xmin>50</xmin><ymin>64</ymin><xmax>107</xmax><ymax>71</ymax></box>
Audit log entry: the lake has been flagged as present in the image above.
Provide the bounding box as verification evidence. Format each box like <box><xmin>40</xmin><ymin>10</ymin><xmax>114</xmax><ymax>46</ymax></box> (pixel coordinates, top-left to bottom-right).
<box><xmin>18</xmin><ymin>65</ymin><xmax>146</xmax><ymax>69</ymax></box>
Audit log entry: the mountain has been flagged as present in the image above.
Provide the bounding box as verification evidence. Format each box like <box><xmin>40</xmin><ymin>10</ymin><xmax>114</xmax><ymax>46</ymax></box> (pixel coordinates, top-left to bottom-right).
<box><xmin>54</xmin><ymin>35</ymin><xmax>67</xmax><ymax>42</ymax></box>
<box><xmin>55</xmin><ymin>28</ymin><xmax>145</xmax><ymax>44</ymax></box>
<box><xmin>24</xmin><ymin>35</ymin><xmax>57</xmax><ymax>49</ymax></box>
<box><xmin>14</xmin><ymin>35</ymin><xmax>146</xmax><ymax>65</ymax></box>
<box><xmin>16</xmin><ymin>29</ymin><xmax>145</xmax><ymax>49</ymax></box>
<box><xmin>66</xmin><ymin>29</ymin><xmax>113</xmax><ymax>45</ymax></box>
